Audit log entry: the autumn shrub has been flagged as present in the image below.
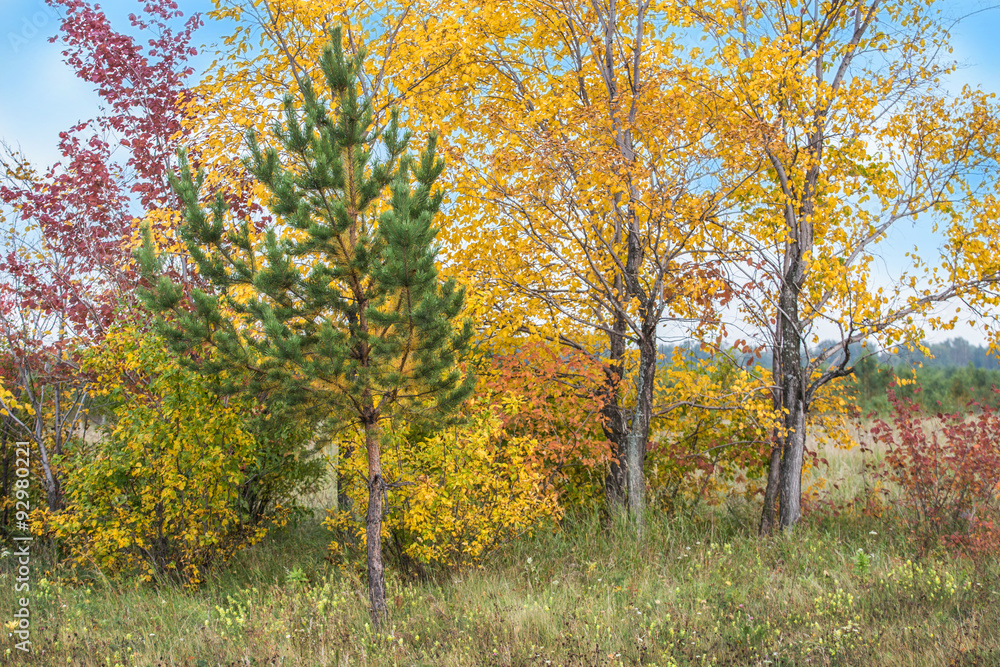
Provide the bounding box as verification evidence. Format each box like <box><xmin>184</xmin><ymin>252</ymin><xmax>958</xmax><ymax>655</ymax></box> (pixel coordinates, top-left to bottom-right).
<box><xmin>45</xmin><ymin>326</ymin><xmax>297</xmax><ymax>586</ymax></box>
<box><xmin>869</xmin><ymin>389</ymin><xmax>1000</xmax><ymax>558</ymax></box>
<box><xmin>236</xmin><ymin>402</ymin><xmax>326</xmax><ymax>525</ymax></box>
<box><xmin>478</xmin><ymin>341</ymin><xmax>611</xmax><ymax>505</ymax></box>
<box><xmin>646</xmin><ymin>348</ymin><xmax>774</xmax><ymax>512</ymax></box>
<box><xmin>327</xmin><ymin>394</ymin><xmax>561</xmax><ymax>571</ymax></box>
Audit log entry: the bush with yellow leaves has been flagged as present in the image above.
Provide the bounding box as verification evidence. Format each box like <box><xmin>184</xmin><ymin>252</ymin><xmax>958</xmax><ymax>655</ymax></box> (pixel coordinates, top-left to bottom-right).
<box><xmin>45</xmin><ymin>326</ymin><xmax>276</xmax><ymax>587</ymax></box>
<box><xmin>647</xmin><ymin>348</ymin><xmax>776</xmax><ymax>511</ymax></box>
<box><xmin>326</xmin><ymin>394</ymin><xmax>561</xmax><ymax>571</ymax></box>
<box><xmin>648</xmin><ymin>347</ymin><xmax>858</xmax><ymax>513</ymax></box>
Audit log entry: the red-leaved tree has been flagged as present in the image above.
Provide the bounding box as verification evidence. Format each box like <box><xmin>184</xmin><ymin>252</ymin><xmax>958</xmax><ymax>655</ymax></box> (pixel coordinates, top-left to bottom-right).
<box><xmin>0</xmin><ymin>0</ymin><xmax>200</xmax><ymax>519</ymax></box>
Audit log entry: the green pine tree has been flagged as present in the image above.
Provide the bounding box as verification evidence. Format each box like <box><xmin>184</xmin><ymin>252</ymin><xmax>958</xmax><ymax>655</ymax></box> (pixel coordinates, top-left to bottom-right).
<box><xmin>137</xmin><ymin>27</ymin><xmax>474</xmax><ymax>624</ymax></box>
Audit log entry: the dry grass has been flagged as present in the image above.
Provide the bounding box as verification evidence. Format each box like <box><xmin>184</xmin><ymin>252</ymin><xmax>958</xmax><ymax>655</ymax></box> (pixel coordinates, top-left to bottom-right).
<box><xmin>1</xmin><ymin>438</ymin><xmax>997</xmax><ymax>666</ymax></box>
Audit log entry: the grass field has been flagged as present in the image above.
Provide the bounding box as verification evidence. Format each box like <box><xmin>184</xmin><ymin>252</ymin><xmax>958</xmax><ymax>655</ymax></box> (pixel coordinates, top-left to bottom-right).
<box><xmin>1</xmin><ymin>439</ymin><xmax>997</xmax><ymax>666</ymax></box>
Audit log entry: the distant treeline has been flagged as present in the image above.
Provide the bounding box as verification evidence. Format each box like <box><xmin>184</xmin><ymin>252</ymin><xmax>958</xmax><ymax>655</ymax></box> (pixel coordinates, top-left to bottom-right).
<box><xmin>862</xmin><ymin>338</ymin><xmax>1000</xmax><ymax>370</ymax></box>
<box><xmin>660</xmin><ymin>338</ymin><xmax>1000</xmax><ymax>415</ymax></box>
<box><xmin>832</xmin><ymin>338</ymin><xmax>1000</xmax><ymax>415</ymax></box>
<box><xmin>851</xmin><ymin>357</ymin><xmax>1000</xmax><ymax>415</ymax></box>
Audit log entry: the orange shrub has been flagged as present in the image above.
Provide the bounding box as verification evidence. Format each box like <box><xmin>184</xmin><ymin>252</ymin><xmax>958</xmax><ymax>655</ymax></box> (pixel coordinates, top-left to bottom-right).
<box><xmin>479</xmin><ymin>342</ymin><xmax>611</xmax><ymax>504</ymax></box>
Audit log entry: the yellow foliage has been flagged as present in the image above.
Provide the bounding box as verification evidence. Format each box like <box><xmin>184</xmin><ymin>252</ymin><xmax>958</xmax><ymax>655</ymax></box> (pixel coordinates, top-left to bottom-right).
<box><xmin>173</xmin><ymin>0</ymin><xmax>1000</xmax><ymax>531</ymax></box>
<box><xmin>0</xmin><ymin>378</ymin><xmax>33</xmax><ymax>418</ymax></box>
<box><xmin>326</xmin><ymin>396</ymin><xmax>560</xmax><ymax>569</ymax></box>
<box><xmin>683</xmin><ymin>0</ymin><xmax>1000</xmax><ymax>349</ymax></box>
<box><xmin>186</xmin><ymin>1</ymin><xmax>741</xmax><ymax>357</ymax></box>
<box><xmin>45</xmin><ymin>326</ymin><xmax>274</xmax><ymax>587</ymax></box>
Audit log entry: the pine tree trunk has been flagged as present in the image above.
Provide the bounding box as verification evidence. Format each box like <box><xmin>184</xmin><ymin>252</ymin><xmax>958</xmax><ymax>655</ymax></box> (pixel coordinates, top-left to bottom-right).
<box><xmin>363</xmin><ymin>419</ymin><xmax>388</xmax><ymax>626</ymax></box>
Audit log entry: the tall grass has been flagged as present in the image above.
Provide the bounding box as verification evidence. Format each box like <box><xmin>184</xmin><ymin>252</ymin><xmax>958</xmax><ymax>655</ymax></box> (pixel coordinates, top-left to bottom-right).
<box><xmin>1</xmin><ymin>446</ymin><xmax>998</xmax><ymax>666</ymax></box>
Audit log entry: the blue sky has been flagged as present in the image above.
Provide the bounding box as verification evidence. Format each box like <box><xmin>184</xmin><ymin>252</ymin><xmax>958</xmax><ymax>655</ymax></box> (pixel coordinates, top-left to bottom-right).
<box><xmin>4</xmin><ymin>0</ymin><xmax>998</xmax><ymax>164</ymax></box>
<box><xmin>3</xmin><ymin>0</ymin><xmax>1000</xmax><ymax>344</ymax></box>
<box><xmin>0</xmin><ymin>0</ymin><xmax>225</xmax><ymax>169</ymax></box>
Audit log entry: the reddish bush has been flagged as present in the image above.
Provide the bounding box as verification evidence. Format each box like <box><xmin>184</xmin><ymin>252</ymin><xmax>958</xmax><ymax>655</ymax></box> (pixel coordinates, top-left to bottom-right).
<box><xmin>478</xmin><ymin>342</ymin><xmax>611</xmax><ymax>503</ymax></box>
<box><xmin>870</xmin><ymin>389</ymin><xmax>1000</xmax><ymax>558</ymax></box>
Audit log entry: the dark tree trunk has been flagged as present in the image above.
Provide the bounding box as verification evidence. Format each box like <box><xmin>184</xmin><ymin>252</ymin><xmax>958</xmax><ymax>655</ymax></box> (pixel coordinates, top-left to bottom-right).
<box><xmin>778</xmin><ymin>392</ymin><xmax>807</xmax><ymax>528</ymax></box>
<box><xmin>625</xmin><ymin>329</ymin><xmax>657</xmax><ymax>532</ymax></box>
<box><xmin>336</xmin><ymin>439</ymin><xmax>355</xmax><ymax>518</ymax></box>
<box><xmin>0</xmin><ymin>420</ymin><xmax>11</xmax><ymax>536</ymax></box>
<box><xmin>760</xmin><ymin>257</ymin><xmax>806</xmax><ymax>533</ymax></box>
<box><xmin>601</xmin><ymin>310</ymin><xmax>628</xmax><ymax>513</ymax></box>
<box><xmin>758</xmin><ymin>438</ymin><xmax>782</xmax><ymax>536</ymax></box>
<box><xmin>364</xmin><ymin>419</ymin><xmax>388</xmax><ymax>627</ymax></box>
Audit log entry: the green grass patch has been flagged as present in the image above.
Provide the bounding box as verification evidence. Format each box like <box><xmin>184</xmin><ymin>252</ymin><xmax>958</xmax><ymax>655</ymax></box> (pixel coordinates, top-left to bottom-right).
<box><xmin>2</xmin><ymin>500</ymin><xmax>997</xmax><ymax>666</ymax></box>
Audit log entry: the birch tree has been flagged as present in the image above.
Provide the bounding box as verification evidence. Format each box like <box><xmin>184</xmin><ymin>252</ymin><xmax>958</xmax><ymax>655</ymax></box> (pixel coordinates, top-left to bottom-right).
<box><xmin>681</xmin><ymin>0</ymin><xmax>1000</xmax><ymax>533</ymax></box>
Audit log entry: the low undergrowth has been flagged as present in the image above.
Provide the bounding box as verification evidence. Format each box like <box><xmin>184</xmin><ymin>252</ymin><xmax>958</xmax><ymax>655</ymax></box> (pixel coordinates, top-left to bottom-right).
<box><xmin>1</xmin><ymin>502</ymin><xmax>997</xmax><ymax>666</ymax></box>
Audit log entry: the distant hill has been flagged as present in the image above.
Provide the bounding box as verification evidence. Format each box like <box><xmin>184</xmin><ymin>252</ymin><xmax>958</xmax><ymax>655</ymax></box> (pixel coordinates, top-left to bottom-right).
<box><xmin>659</xmin><ymin>337</ymin><xmax>1000</xmax><ymax>371</ymax></box>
